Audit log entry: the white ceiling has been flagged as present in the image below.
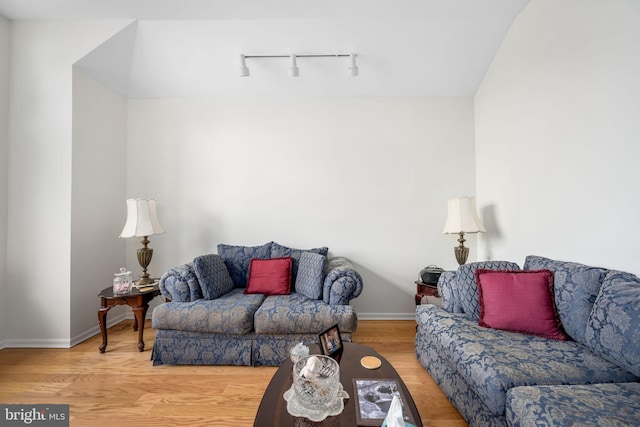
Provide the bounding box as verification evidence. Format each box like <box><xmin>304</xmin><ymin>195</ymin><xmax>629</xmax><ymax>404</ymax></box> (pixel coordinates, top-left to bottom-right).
<box><xmin>0</xmin><ymin>0</ymin><xmax>531</xmax><ymax>97</ymax></box>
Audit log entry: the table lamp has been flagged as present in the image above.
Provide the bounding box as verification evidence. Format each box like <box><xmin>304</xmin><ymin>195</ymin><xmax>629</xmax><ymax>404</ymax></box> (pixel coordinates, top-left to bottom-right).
<box><xmin>442</xmin><ymin>197</ymin><xmax>485</xmax><ymax>265</ymax></box>
<box><xmin>119</xmin><ymin>198</ymin><xmax>166</xmax><ymax>285</ymax></box>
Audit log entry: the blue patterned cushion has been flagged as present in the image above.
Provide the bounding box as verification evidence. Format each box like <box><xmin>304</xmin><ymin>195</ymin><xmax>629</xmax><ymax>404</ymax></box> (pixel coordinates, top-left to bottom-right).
<box><xmin>585</xmin><ymin>271</ymin><xmax>640</xmax><ymax>377</ymax></box>
<box><xmin>187</xmin><ymin>278</ymin><xmax>202</xmax><ymax>301</ymax></box>
<box><xmin>506</xmin><ymin>383</ymin><xmax>640</xmax><ymax>426</ymax></box>
<box><xmin>192</xmin><ymin>254</ymin><xmax>234</xmax><ymax>300</ymax></box>
<box><xmin>295</xmin><ymin>252</ymin><xmax>327</xmax><ymax>300</ymax></box>
<box><xmin>159</xmin><ymin>263</ymin><xmax>197</xmax><ymax>302</ymax></box>
<box><xmin>415</xmin><ymin>304</ymin><xmax>638</xmax><ymax>417</ymax></box>
<box><xmin>152</xmin><ymin>288</ymin><xmax>265</xmax><ymax>335</ymax></box>
<box><xmin>270</xmin><ymin>242</ymin><xmax>329</xmax><ymax>282</ymax></box>
<box><xmin>217</xmin><ymin>242</ymin><xmax>273</xmax><ymax>287</ymax></box>
<box><xmin>253</xmin><ymin>292</ymin><xmax>357</xmax><ymax>334</ymax></box>
<box><xmin>457</xmin><ymin>261</ymin><xmax>520</xmax><ymax>320</ymax></box>
<box><xmin>524</xmin><ymin>255</ymin><xmax>608</xmax><ymax>344</ymax></box>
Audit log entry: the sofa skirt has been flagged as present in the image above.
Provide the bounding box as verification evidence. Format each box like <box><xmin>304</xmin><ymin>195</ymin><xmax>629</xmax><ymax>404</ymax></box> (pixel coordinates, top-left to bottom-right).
<box><xmin>151</xmin><ymin>329</ymin><xmax>353</xmax><ymax>367</ymax></box>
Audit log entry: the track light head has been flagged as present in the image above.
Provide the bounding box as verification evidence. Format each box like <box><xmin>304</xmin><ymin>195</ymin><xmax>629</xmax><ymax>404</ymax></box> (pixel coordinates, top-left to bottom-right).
<box><xmin>348</xmin><ymin>53</ymin><xmax>359</xmax><ymax>77</ymax></box>
<box><xmin>288</xmin><ymin>54</ymin><xmax>299</xmax><ymax>77</ymax></box>
<box><xmin>239</xmin><ymin>54</ymin><xmax>250</xmax><ymax>77</ymax></box>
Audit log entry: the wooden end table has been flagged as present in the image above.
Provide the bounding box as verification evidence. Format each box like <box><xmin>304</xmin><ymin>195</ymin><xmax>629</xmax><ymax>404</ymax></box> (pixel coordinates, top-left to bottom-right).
<box><xmin>97</xmin><ymin>284</ymin><xmax>161</xmax><ymax>353</ymax></box>
<box><xmin>415</xmin><ymin>280</ymin><xmax>439</xmax><ymax>305</ymax></box>
<box><xmin>254</xmin><ymin>342</ymin><xmax>423</xmax><ymax>426</ymax></box>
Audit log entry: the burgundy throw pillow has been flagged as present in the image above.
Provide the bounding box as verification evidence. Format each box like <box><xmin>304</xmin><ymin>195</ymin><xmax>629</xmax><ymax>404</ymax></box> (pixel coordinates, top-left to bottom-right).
<box><xmin>475</xmin><ymin>269</ymin><xmax>568</xmax><ymax>340</ymax></box>
<box><xmin>245</xmin><ymin>257</ymin><xmax>293</xmax><ymax>296</ymax></box>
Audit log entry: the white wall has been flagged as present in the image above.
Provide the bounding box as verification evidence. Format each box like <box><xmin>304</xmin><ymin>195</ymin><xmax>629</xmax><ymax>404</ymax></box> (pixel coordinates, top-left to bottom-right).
<box><xmin>0</xmin><ymin>14</ymin><xmax>10</xmax><ymax>348</ymax></box>
<box><xmin>475</xmin><ymin>0</ymin><xmax>640</xmax><ymax>274</ymax></box>
<box><xmin>127</xmin><ymin>96</ymin><xmax>476</xmax><ymax>318</ymax></box>
<box><xmin>71</xmin><ymin>70</ymin><xmax>128</xmax><ymax>344</ymax></box>
<box><xmin>5</xmin><ymin>20</ymin><xmax>130</xmax><ymax>347</ymax></box>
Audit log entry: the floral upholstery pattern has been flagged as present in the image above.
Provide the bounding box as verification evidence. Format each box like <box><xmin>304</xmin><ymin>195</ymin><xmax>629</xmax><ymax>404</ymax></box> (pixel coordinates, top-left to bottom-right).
<box><xmin>192</xmin><ymin>254</ymin><xmax>234</xmax><ymax>300</ymax></box>
<box><xmin>270</xmin><ymin>242</ymin><xmax>329</xmax><ymax>282</ymax></box>
<box><xmin>585</xmin><ymin>270</ymin><xmax>640</xmax><ymax>377</ymax></box>
<box><xmin>437</xmin><ymin>271</ymin><xmax>461</xmax><ymax>313</ymax></box>
<box><xmin>152</xmin><ymin>244</ymin><xmax>363</xmax><ymax>366</ymax></box>
<box><xmin>159</xmin><ymin>262</ymin><xmax>197</xmax><ymax>302</ymax></box>
<box><xmin>416</xmin><ymin>304</ymin><xmax>638</xmax><ymax>418</ymax></box>
<box><xmin>506</xmin><ymin>383</ymin><xmax>640</xmax><ymax>427</ymax></box>
<box><xmin>217</xmin><ymin>241</ymin><xmax>273</xmax><ymax>287</ymax></box>
<box><xmin>524</xmin><ymin>255</ymin><xmax>608</xmax><ymax>344</ymax></box>
<box><xmin>252</xmin><ymin>333</ymin><xmax>352</xmax><ymax>367</ymax></box>
<box><xmin>254</xmin><ymin>292</ymin><xmax>357</xmax><ymax>334</ymax></box>
<box><xmin>323</xmin><ymin>257</ymin><xmax>363</xmax><ymax>305</ymax></box>
<box><xmin>152</xmin><ymin>329</ymin><xmax>253</xmax><ymax>366</ymax></box>
<box><xmin>152</xmin><ymin>289</ymin><xmax>265</xmax><ymax>335</ymax></box>
<box><xmin>294</xmin><ymin>252</ymin><xmax>327</xmax><ymax>300</ymax></box>
<box><xmin>456</xmin><ymin>260</ymin><xmax>521</xmax><ymax>320</ymax></box>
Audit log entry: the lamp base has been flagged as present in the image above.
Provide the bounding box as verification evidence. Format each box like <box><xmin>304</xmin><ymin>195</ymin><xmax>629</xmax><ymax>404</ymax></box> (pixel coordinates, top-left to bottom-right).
<box><xmin>454</xmin><ymin>231</ymin><xmax>469</xmax><ymax>265</ymax></box>
<box><xmin>135</xmin><ymin>277</ymin><xmax>155</xmax><ymax>286</ymax></box>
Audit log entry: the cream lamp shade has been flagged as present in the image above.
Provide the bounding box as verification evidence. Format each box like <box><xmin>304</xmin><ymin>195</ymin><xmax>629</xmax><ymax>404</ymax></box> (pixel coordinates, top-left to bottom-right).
<box><xmin>119</xmin><ymin>198</ymin><xmax>165</xmax><ymax>285</ymax></box>
<box><xmin>119</xmin><ymin>198</ymin><xmax>165</xmax><ymax>238</ymax></box>
<box><xmin>443</xmin><ymin>197</ymin><xmax>485</xmax><ymax>265</ymax></box>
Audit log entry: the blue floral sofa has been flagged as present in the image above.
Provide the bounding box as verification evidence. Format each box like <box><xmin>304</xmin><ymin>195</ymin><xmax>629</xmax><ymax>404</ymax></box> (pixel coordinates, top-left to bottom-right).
<box><xmin>151</xmin><ymin>241</ymin><xmax>363</xmax><ymax>367</ymax></box>
<box><xmin>416</xmin><ymin>256</ymin><xmax>640</xmax><ymax>426</ymax></box>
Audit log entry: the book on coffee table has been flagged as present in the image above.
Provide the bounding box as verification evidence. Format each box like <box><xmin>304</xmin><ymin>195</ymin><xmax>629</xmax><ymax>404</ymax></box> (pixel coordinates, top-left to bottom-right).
<box><xmin>353</xmin><ymin>378</ymin><xmax>417</xmax><ymax>426</ymax></box>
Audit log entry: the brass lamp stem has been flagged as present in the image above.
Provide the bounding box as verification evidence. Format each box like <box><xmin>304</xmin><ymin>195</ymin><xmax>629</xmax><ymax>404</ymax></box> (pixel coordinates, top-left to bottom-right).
<box><xmin>454</xmin><ymin>231</ymin><xmax>469</xmax><ymax>265</ymax></box>
<box><xmin>136</xmin><ymin>235</ymin><xmax>154</xmax><ymax>285</ymax></box>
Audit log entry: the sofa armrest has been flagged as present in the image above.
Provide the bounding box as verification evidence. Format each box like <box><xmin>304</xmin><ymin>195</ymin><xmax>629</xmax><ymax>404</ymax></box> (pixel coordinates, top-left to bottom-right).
<box><xmin>437</xmin><ymin>271</ymin><xmax>462</xmax><ymax>313</ymax></box>
<box><xmin>159</xmin><ymin>262</ymin><xmax>200</xmax><ymax>302</ymax></box>
<box><xmin>323</xmin><ymin>257</ymin><xmax>363</xmax><ymax>305</ymax></box>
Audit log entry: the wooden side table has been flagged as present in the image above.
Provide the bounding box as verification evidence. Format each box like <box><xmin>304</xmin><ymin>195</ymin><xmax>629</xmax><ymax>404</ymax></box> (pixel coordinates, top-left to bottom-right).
<box><xmin>415</xmin><ymin>280</ymin><xmax>439</xmax><ymax>305</ymax></box>
<box><xmin>97</xmin><ymin>284</ymin><xmax>161</xmax><ymax>353</ymax></box>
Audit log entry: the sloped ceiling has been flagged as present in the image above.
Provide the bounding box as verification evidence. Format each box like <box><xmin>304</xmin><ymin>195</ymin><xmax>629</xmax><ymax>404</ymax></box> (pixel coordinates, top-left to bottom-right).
<box><xmin>0</xmin><ymin>0</ymin><xmax>531</xmax><ymax>97</ymax></box>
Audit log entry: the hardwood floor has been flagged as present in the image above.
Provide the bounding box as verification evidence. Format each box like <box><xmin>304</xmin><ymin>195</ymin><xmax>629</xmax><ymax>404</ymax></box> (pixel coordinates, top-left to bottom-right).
<box><xmin>0</xmin><ymin>320</ymin><xmax>466</xmax><ymax>426</ymax></box>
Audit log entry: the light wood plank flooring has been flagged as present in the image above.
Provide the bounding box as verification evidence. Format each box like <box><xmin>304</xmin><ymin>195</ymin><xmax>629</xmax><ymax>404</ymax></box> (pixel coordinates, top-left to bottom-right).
<box><xmin>0</xmin><ymin>320</ymin><xmax>466</xmax><ymax>426</ymax></box>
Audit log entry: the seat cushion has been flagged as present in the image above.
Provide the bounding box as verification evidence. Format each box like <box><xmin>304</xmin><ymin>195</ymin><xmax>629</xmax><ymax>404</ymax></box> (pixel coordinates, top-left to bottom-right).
<box><xmin>417</xmin><ymin>304</ymin><xmax>638</xmax><ymax>417</ymax></box>
<box><xmin>253</xmin><ymin>292</ymin><xmax>357</xmax><ymax>334</ymax></box>
<box><xmin>152</xmin><ymin>288</ymin><xmax>265</xmax><ymax>335</ymax></box>
<box><xmin>217</xmin><ymin>242</ymin><xmax>273</xmax><ymax>287</ymax></box>
<box><xmin>506</xmin><ymin>383</ymin><xmax>640</xmax><ymax>427</ymax></box>
<box><xmin>585</xmin><ymin>270</ymin><xmax>640</xmax><ymax>377</ymax></box>
<box><xmin>193</xmin><ymin>254</ymin><xmax>234</xmax><ymax>300</ymax></box>
<box><xmin>524</xmin><ymin>255</ymin><xmax>608</xmax><ymax>345</ymax></box>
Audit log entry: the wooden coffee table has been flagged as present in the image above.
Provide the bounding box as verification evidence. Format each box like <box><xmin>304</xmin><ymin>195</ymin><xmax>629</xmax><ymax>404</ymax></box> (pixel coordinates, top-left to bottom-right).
<box><xmin>253</xmin><ymin>342</ymin><xmax>423</xmax><ymax>426</ymax></box>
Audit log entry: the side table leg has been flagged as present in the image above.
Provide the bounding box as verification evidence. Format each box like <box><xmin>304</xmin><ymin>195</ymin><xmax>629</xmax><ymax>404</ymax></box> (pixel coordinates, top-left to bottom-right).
<box><xmin>131</xmin><ymin>305</ymin><xmax>146</xmax><ymax>352</ymax></box>
<box><xmin>98</xmin><ymin>306</ymin><xmax>111</xmax><ymax>353</ymax></box>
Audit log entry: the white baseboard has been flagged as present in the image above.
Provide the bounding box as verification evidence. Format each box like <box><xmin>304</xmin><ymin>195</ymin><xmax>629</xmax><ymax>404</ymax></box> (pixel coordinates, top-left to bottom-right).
<box><xmin>0</xmin><ymin>313</ymin><xmax>128</xmax><ymax>349</ymax></box>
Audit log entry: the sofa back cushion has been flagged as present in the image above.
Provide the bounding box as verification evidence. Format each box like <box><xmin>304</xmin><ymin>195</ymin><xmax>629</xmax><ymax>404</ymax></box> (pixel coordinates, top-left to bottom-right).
<box><xmin>585</xmin><ymin>270</ymin><xmax>640</xmax><ymax>377</ymax></box>
<box><xmin>270</xmin><ymin>242</ymin><xmax>329</xmax><ymax>283</ymax></box>
<box><xmin>524</xmin><ymin>255</ymin><xmax>608</xmax><ymax>345</ymax></box>
<box><xmin>217</xmin><ymin>242</ymin><xmax>274</xmax><ymax>287</ymax></box>
<box><xmin>193</xmin><ymin>254</ymin><xmax>235</xmax><ymax>300</ymax></box>
<box><xmin>295</xmin><ymin>251</ymin><xmax>327</xmax><ymax>300</ymax></box>
<box><xmin>457</xmin><ymin>260</ymin><xmax>521</xmax><ymax>320</ymax></box>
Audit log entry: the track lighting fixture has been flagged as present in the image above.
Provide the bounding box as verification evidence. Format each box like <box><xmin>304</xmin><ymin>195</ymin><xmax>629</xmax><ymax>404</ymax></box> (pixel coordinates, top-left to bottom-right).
<box><xmin>238</xmin><ymin>53</ymin><xmax>359</xmax><ymax>77</ymax></box>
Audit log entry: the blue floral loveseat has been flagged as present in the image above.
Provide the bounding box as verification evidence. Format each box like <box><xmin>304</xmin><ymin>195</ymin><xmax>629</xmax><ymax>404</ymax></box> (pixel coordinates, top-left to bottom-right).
<box><xmin>416</xmin><ymin>256</ymin><xmax>640</xmax><ymax>426</ymax></box>
<box><xmin>151</xmin><ymin>241</ymin><xmax>362</xmax><ymax>367</ymax></box>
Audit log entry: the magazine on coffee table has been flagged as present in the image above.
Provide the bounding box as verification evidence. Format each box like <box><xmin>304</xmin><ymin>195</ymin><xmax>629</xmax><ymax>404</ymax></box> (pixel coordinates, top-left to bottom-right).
<box><xmin>353</xmin><ymin>378</ymin><xmax>417</xmax><ymax>426</ymax></box>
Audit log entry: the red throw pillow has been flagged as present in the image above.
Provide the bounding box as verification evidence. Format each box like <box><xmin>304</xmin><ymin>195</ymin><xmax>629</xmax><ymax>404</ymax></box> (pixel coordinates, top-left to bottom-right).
<box><xmin>245</xmin><ymin>257</ymin><xmax>293</xmax><ymax>296</ymax></box>
<box><xmin>475</xmin><ymin>269</ymin><xmax>568</xmax><ymax>340</ymax></box>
